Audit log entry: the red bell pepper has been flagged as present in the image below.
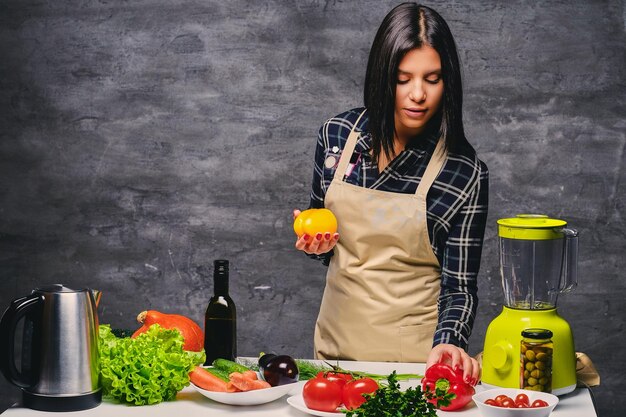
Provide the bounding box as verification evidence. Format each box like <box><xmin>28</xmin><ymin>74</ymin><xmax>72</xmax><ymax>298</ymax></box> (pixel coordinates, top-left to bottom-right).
<box><xmin>421</xmin><ymin>363</ymin><xmax>475</xmax><ymax>411</ymax></box>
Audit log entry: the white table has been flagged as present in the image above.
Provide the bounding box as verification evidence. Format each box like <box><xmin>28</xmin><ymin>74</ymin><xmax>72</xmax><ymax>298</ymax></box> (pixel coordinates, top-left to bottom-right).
<box><xmin>2</xmin><ymin>361</ymin><xmax>598</xmax><ymax>416</ymax></box>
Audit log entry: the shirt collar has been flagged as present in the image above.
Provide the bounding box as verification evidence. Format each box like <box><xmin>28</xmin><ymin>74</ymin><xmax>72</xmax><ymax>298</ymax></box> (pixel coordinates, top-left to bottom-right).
<box><xmin>355</xmin><ymin>126</ymin><xmax>440</xmax><ymax>155</ymax></box>
<box><xmin>354</xmin><ymin>131</ymin><xmax>372</xmax><ymax>153</ymax></box>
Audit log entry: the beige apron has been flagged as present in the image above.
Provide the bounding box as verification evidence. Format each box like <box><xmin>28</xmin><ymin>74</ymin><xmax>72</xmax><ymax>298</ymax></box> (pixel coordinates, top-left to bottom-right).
<box><xmin>314</xmin><ymin>110</ymin><xmax>447</xmax><ymax>362</ymax></box>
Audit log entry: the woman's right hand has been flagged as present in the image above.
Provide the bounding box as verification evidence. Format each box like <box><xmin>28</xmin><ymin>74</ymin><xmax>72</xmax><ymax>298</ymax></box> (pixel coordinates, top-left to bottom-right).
<box><xmin>426</xmin><ymin>344</ymin><xmax>481</xmax><ymax>386</ymax></box>
<box><xmin>293</xmin><ymin>209</ymin><xmax>340</xmax><ymax>255</ymax></box>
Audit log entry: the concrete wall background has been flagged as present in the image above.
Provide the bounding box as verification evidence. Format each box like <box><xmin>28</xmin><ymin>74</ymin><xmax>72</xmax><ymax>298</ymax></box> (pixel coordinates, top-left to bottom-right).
<box><xmin>0</xmin><ymin>0</ymin><xmax>624</xmax><ymax>415</ymax></box>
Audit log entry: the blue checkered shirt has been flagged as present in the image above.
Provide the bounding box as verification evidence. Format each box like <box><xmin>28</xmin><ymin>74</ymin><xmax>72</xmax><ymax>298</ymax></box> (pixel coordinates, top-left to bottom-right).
<box><xmin>308</xmin><ymin>107</ymin><xmax>489</xmax><ymax>350</ymax></box>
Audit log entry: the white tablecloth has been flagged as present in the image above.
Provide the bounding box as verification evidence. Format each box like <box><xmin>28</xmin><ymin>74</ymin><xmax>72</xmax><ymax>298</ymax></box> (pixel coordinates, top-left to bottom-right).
<box><xmin>2</xmin><ymin>360</ymin><xmax>598</xmax><ymax>417</ymax></box>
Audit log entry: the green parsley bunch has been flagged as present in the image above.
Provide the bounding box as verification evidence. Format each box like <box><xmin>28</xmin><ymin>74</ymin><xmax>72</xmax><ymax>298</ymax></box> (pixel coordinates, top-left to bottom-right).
<box><xmin>344</xmin><ymin>371</ymin><xmax>453</xmax><ymax>417</ymax></box>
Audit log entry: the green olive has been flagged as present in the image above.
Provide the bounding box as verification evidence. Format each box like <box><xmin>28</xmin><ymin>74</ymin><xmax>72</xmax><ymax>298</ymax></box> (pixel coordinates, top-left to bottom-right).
<box><xmin>539</xmin><ymin>377</ymin><xmax>550</xmax><ymax>386</ymax></box>
<box><xmin>525</xmin><ymin>350</ymin><xmax>536</xmax><ymax>361</ymax></box>
<box><xmin>527</xmin><ymin>377</ymin><xmax>538</xmax><ymax>386</ymax></box>
<box><xmin>524</xmin><ymin>370</ymin><xmax>530</xmax><ymax>379</ymax></box>
<box><xmin>530</xmin><ymin>369</ymin><xmax>544</xmax><ymax>378</ymax></box>
<box><xmin>525</xmin><ymin>362</ymin><xmax>535</xmax><ymax>372</ymax></box>
<box><xmin>536</xmin><ymin>361</ymin><xmax>546</xmax><ymax>370</ymax></box>
<box><xmin>536</xmin><ymin>352</ymin><xmax>548</xmax><ymax>361</ymax></box>
<box><xmin>521</xmin><ymin>345</ymin><xmax>528</xmax><ymax>354</ymax></box>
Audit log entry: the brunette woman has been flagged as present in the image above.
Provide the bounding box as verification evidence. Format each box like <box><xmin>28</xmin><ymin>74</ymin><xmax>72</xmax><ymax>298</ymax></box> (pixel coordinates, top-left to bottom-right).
<box><xmin>295</xmin><ymin>3</ymin><xmax>487</xmax><ymax>385</ymax></box>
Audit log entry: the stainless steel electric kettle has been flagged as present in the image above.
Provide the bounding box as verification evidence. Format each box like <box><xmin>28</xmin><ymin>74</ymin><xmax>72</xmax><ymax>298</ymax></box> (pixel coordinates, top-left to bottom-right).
<box><xmin>0</xmin><ymin>284</ymin><xmax>102</xmax><ymax>411</ymax></box>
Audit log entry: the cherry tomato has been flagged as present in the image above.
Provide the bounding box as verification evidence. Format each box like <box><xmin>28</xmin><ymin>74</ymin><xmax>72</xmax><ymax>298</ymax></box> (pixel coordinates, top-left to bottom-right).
<box><xmin>515</xmin><ymin>393</ymin><xmax>530</xmax><ymax>407</ymax></box>
<box><xmin>494</xmin><ymin>394</ymin><xmax>513</xmax><ymax>407</ymax></box>
<box><xmin>484</xmin><ymin>399</ymin><xmax>498</xmax><ymax>406</ymax></box>
<box><xmin>315</xmin><ymin>371</ymin><xmax>353</xmax><ymax>388</ymax></box>
<box><xmin>501</xmin><ymin>398</ymin><xmax>515</xmax><ymax>408</ymax></box>
<box><xmin>531</xmin><ymin>399</ymin><xmax>550</xmax><ymax>408</ymax></box>
<box><xmin>302</xmin><ymin>376</ymin><xmax>343</xmax><ymax>412</ymax></box>
<box><xmin>342</xmin><ymin>377</ymin><xmax>379</xmax><ymax>410</ymax></box>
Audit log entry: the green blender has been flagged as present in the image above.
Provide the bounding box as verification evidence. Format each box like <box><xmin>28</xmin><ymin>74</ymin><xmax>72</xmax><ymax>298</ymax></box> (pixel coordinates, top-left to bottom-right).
<box><xmin>482</xmin><ymin>215</ymin><xmax>578</xmax><ymax>395</ymax></box>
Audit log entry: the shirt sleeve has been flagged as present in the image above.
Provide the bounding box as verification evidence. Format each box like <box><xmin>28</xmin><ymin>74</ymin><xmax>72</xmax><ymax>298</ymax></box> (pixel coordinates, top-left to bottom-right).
<box><xmin>305</xmin><ymin>122</ymin><xmax>333</xmax><ymax>265</ymax></box>
<box><xmin>309</xmin><ymin>123</ymin><xmax>327</xmax><ymax>209</ymax></box>
<box><xmin>433</xmin><ymin>160</ymin><xmax>489</xmax><ymax>350</ymax></box>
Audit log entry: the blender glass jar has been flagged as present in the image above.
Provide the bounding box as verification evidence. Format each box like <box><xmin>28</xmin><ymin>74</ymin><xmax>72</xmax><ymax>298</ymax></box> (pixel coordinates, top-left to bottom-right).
<box><xmin>497</xmin><ymin>215</ymin><xmax>578</xmax><ymax>309</ymax></box>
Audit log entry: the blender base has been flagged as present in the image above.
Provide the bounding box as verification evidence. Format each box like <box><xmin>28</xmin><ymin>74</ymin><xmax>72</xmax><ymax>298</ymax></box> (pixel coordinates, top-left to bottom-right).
<box><xmin>481</xmin><ymin>306</ymin><xmax>577</xmax><ymax>396</ymax></box>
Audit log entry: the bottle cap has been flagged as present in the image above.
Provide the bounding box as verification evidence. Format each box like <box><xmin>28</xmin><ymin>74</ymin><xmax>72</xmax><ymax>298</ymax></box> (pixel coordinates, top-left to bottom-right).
<box><xmin>214</xmin><ymin>259</ymin><xmax>229</xmax><ymax>273</ymax></box>
<box><xmin>521</xmin><ymin>328</ymin><xmax>553</xmax><ymax>339</ymax></box>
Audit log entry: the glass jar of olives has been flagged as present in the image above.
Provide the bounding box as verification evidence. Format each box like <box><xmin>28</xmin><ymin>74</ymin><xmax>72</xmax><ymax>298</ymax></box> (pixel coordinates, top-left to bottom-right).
<box><xmin>520</xmin><ymin>328</ymin><xmax>553</xmax><ymax>393</ymax></box>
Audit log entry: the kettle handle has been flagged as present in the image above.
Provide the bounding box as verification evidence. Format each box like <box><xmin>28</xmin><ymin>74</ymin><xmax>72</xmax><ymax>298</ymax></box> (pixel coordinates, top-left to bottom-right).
<box><xmin>0</xmin><ymin>294</ymin><xmax>43</xmax><ymax>388</ymax></box>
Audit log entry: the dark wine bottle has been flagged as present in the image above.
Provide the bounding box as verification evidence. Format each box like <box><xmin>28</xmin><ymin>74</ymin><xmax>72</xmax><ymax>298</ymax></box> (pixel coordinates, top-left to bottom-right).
<box><xmin>204</xmin><ymin>259</ymin><xmax>237</xmax><ymax>365</ymax></box>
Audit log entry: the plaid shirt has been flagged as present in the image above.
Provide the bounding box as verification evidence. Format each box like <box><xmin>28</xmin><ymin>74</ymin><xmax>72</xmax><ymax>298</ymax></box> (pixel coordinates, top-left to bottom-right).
<box><xmin>308</xmin><ymin>107</ymin><xmax>489</xmax><ymax>350</ymax></box>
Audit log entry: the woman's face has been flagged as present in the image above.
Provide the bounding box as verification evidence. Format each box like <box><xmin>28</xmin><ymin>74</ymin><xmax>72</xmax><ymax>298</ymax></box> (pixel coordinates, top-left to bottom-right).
<box><xmin>394</xmin><ymin>45</ymin><xmax>444</xmax><ymax>142</ymax></box>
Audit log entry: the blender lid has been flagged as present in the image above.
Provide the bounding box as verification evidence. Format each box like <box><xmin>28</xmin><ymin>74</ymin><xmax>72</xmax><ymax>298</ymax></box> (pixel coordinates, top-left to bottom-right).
<box><xmin>498</xmin><ymin>215</ymin><xmax>567</xmax><ymax>240</ymax></box>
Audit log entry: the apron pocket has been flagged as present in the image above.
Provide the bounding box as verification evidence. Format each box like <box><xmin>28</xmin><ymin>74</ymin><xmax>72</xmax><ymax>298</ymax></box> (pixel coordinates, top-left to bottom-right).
<box><xmin>399</xmin><ymin>323</ymin><xmax>437</xmax><ymax>362</ymax></box>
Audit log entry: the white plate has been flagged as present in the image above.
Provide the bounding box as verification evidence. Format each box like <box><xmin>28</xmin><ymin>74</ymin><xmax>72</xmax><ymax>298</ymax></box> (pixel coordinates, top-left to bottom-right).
<box><xmin>191</xmin><ymin>381</ymin><xmax>296</xmax><ymax>406</ymax></box>
<box><xmin>286</xmin><ymin>395</ymin><xmax>345</xmax><ymax>416</ymax></box>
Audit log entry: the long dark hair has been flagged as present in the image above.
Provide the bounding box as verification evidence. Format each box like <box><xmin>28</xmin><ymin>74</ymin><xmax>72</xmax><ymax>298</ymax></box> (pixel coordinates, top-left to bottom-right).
<box><xmin>364</xmin><ymin>2</ymin><xmax>468</xmax><ymax>160</ymax></box>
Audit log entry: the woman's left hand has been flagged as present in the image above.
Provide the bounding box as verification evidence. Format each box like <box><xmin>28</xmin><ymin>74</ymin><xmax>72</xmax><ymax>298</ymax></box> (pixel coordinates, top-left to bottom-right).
<box><xmin>426</xmin><ymin>343</ymin><xmax>480</xmax><ymax>386</ymax></box>
<box><xmin>293</xmin><ymin>209</ymin><xmax>340</xmax><ymax>255</ymax></box>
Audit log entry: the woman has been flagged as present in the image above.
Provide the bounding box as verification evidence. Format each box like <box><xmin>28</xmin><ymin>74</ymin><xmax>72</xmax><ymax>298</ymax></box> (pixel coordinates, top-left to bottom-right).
<box><xmin>295</xmin><ymin>3</ymin><xmax>487</xmax><ymax>385</ymax></box>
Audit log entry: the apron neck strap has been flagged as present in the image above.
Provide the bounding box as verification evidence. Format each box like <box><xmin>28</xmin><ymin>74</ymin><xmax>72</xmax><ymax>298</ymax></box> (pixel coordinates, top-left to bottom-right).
<box><xmin>333</xmin><ymin>109</ymin><xmax>367</xmax><ymax>182</ymax></box>
<box><xmin>415</xmin><ymin>138</ymin><xmax>446</xmax><ymax>198</ymax></box>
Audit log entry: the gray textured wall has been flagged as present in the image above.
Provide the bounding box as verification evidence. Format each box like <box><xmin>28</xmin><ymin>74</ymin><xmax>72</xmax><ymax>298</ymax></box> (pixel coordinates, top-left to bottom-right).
<box><xmin>0</xmin><ymin>0</ymin><xmax>624</xmax><ymax>415</ymax></box>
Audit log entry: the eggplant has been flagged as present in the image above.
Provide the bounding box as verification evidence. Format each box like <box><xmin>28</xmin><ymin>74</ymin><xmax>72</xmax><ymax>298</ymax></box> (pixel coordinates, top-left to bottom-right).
<box><xmin>259</xmin><ymin>354</ymin><xmax>299</xmax><ymax>386</ymax></box>
<box><xmin>258</xmin><ymin>353</ymin><xmax>277</xmax><ymax>369</ymax></box>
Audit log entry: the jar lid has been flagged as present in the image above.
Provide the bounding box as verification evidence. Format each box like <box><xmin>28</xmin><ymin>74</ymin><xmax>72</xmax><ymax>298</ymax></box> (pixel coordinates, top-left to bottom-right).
<box><xmin>521</xmin><ymin>328</ymin><xmax>553</xmax><ymax>339</ymax></box>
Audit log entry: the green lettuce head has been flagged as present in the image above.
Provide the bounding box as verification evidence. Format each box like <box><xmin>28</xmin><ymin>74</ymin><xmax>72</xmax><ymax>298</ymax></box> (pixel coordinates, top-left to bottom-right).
<box><xmin>99</xmin><ymin>324</ymin><xmax>205</xmax><ymax>405</ymax></box>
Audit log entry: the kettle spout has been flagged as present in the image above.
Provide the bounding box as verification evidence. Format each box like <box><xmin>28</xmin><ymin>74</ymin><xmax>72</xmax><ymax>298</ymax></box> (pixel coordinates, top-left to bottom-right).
<box><xmin>90</xmin><ymin>289</ymin><xmax>102</xmax><ymax>307</ymax></box>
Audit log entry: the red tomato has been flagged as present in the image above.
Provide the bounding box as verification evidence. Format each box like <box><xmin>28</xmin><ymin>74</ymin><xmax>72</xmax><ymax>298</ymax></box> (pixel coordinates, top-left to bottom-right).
<box><xmin>484</xmin><ymin>399</ymin><xmax>498</xmax><ymax>406</ymax></box>
<box><xmin>302</xmin><ymin>376</ymin><xmax>343</xmax><ymax>412</ymax></box>
<box><xmin>531</xmin><ymin>399</ymin><xmax>550</xmax><ymax>408</ymax></box>
<box><xmin>501</xmin><ymin>398</ymin><xmax>515</xmax><ymax>408</ymax></box>
<box><xmin>315</xmin><ymin>372</ymin><xmax>353</xmax><ymax>388</ymax></box>
<box><xmin>494</xmin><ymin>394</ymin><xmax>513</xmax><ymax>407</ymax></box>
<box><xmin>342</xmin><ymin>377</ymin><xmax>379</xmax><ymax>410</ymax></box>
<box><xmin>515</xmin><ymin>393</ymin><xmax>530</xmax><ymax>407</ymax></box>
